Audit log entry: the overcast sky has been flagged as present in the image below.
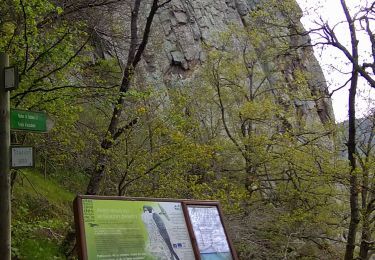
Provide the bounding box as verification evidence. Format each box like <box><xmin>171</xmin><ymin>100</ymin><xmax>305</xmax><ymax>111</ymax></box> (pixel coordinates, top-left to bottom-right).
<box><xmin>296</xmin><ymin>0</ymin><xmax>374</xmax><ymax>122</ymax></box>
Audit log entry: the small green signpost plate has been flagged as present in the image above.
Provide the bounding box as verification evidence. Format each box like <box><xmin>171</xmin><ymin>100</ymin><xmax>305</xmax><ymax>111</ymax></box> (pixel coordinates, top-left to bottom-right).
<box><xmin>10</xmin><ymin>109</ymin><xmax>47</xmax><ymax>132</ymax></box>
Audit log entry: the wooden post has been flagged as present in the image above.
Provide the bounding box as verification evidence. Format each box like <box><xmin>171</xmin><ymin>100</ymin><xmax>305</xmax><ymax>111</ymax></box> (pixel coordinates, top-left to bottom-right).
<box><xmin>0</xmin><ymin>53</ymin><xmax>11</xmax><ymax>260</ymax></box>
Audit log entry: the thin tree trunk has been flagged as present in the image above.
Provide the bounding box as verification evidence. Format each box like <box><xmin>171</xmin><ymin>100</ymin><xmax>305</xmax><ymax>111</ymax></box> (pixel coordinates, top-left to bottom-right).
<box><xmin>85</xmin><ymin>0</ymin><xmax>165</xmax><ymax>195</ymax></box>
<box><xmin>86</xmin><ymin>152</ymin><xmax>109</xmax><ymax>195</ymax></box>
<box><xmin>340</xmin><ymin>0</ymin><xmax>360</xmax><ymax>258</ymax></box>
<box><xmin>359</xmin><ymin>118</ymin><xmax>375</xmax><ymax>259</ymax></box>
<box><xmin>359</xmin><ymin>209</ymin><xmax>371</xmax><ymax>260</ymax></box>
<box><xmin>345</xmin><ymin>68</ymin><xmax>359</xmax><ymax>260</ymax></box>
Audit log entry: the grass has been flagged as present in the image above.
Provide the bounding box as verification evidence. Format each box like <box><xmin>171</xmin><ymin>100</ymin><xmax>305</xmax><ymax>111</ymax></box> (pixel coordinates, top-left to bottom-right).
<box><xmin>12</xmin><ymin>169</ymin><xmax>77</xmax><ymax>259</ymax></box>
<box><xmin>16</xmin><ymin>238</ymin><xmax>64</xmax><ymax>260</ymax></box>
<box><xmin>13</xmin><ymin>169</ymin><xmax>75</xmax><ymax>204</ymax></box>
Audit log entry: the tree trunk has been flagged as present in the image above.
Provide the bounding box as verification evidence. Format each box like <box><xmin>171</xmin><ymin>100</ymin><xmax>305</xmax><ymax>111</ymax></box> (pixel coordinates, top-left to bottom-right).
<box><xmin>344</xmin><ymin>66</ymin><xmax>359</xmax><ymax>260</ymax></box>
<box><xmin>359</xmin><ymin>163</ymin><xmax>374</xmax><ymax>259</ymax></box>
<box><xmin>359</xmin><ymin>210</ymin><xmax>371</xmax><ymax>260</ymax></box>
<box><xmin>86</xmin><ymin>152</ymin><xmax>109</xmax><ymax>195</ymax></box>
<box><xmin>340</xmin><ymin>0</ymin><xmax>360</xmax><ymax>258</ymax></box>
<box><xmin>85</xmin><ymin>0</ymin><xmax>164</xmax><ymax>195</ymax></box>
<box><xmin>344</xmin><ymin>69</ymin><xmax>359</xmax><ymax>260</ymax></box>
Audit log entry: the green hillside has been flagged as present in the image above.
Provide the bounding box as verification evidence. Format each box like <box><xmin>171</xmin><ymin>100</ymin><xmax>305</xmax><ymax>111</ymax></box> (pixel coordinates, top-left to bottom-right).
<box><xmin>12</xmin><ymin>170</ymin><xmax>78</xmax><ymax>259</ymax></box>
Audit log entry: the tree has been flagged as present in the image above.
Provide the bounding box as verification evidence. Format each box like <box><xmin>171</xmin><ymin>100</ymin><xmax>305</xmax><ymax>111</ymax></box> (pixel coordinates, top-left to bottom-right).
<box><xmin>0</xmin><ymin>0</ymin><xmax>123</xmax><ymax>174</ymax></box>
<box><xmin>355</xmin><ymin>111</ymin><xmax>375</xmax><ymax>259</ymax></box>
<box><xmin>84</xmin><ymin>0</ymin><xmax>173</xmax><ymax>195</ymax></box>
<box><xmin>187</xmin><ymin>9</ymin><xmax>342</xmax><ymax>256</ymax></box>
<box><xmin>0</xmin><ymin>1</ymin><xmax>153</xmax><ymax>257</ymax></box>
<box><xmin>305</xmin><ymin>0</ymin><xmax>375</xmax><ymax>259</ymax></box>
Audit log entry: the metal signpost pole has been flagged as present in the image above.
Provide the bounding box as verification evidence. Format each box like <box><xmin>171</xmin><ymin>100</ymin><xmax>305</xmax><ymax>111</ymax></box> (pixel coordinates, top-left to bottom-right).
<box><xmin>0</xmin><ymin>53</ymin><xmax>11</xmax><ymax>260</ymax></box>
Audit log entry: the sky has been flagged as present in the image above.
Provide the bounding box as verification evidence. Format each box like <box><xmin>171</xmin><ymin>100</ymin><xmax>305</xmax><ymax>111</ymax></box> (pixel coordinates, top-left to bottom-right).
<box><xmin>296</xmin><ymin>0</ymin><xmax>374</xmax><ymax>122</ymax></box>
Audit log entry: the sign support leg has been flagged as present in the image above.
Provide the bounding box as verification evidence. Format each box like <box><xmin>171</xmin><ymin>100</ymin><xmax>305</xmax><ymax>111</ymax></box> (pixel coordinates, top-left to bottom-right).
<box><xmin>0</xmin><ymin>53</ymin><xmax>11</xmax><ymax>260</ymax></box>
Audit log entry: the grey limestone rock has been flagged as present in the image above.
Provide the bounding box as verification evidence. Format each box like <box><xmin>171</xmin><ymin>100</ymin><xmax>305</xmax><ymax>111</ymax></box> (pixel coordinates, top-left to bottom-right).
<box><xmin>95</xmin><ymin>0</ymin><xmax>334</xmax><ymax>127</ymax></box>
<box><xmin>235</xmin><ymin>0</ymin><xmax>250</xmax><ymax>16</ymax></box>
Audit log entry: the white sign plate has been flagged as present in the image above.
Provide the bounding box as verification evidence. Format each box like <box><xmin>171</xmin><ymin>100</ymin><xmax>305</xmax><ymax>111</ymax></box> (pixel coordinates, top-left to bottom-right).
<box><xmin>11</xmin><ymin>146</ymin><xmax>34</xmax><ymax>168</ymax></box>
<box><xmin>4</xmin><ymin>66</ymin><xmax>18</xmax><ymax>90</ymax></box>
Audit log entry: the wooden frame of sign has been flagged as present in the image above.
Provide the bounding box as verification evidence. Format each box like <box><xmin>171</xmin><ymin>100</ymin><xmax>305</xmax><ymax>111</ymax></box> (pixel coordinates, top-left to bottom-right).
<box><xmin>73</xmin><ymin>196</ymin><xmax>87</xmax><ymax>260</ymax></box>
<box><xmin>74</xmin><ymin>196</ymin><xmax>237</xmax><ymax>260</ymax></box>
<box><xmin>181</xmin><ymin>201</ymin><xmax>238</xmax><ymax>260</ymax></box>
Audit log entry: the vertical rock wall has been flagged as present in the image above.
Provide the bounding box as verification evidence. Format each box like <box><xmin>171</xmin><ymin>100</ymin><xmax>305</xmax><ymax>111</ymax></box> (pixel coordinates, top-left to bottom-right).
<box><xmin>90</xmin><ymin>0</ymin><xmax>335</xmax><ymax>127</ymax></box>
<box><xmin>137</xmin><ymin>0</ymin><xmax>335</xmax><ymax>126</ymax></box>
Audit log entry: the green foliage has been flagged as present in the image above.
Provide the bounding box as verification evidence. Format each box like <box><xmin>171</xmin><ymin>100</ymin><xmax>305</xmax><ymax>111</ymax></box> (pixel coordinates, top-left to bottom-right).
<box><xmin>185</xmin><ymin>9</ymin><xmax>346</xmax><ymax>257</ymax></box>
<box><xmin>12</xmin><ymin>170</ymin><xmax>74</xmax><ymax>259</ymax></box>
<box><xmin>0</xmin><ymin>0</ymin><xmax>103</xmax><ymax>175</ymax></box>
<box><xmin>1</xmin><ymin>0</ymin><xmax>355</xmax><ymax>258</ymax></box>
<box><xmin>12</xmin><ymin>220</ymin><xmax>66</xmax><ymax>260</ymax></box>
<box><xmin>13</xmin><ymin>170</ymin><xmax>74</xmax><ymax>206</ymax></box>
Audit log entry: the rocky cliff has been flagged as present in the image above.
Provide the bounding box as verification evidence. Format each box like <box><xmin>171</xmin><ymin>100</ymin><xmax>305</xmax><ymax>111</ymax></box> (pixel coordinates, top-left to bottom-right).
<box><xmin>90</xmin><ymin>0</ymin><xmax>334</xmax><ymax>127</ymax></box>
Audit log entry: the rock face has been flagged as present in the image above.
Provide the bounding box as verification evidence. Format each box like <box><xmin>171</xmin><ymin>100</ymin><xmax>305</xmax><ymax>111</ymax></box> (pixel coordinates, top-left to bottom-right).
<box><xmin>92</xmin><ymin>0</ymin><xmax>334</xmax><ymax>127</ymax></box>
<box><xmin>137</xmin><ymin>0</ymin><xmax>334</xmax><ymax>126</ymax></box>
<box><xmin>150</xmin><ymin>0</ymin><xmax>251</xmax><ymax>72</ymax></box>
<box><xmin>142</xmin><ymin>0</ymin><xmax>249</xmax><ymax>78</ymax></box>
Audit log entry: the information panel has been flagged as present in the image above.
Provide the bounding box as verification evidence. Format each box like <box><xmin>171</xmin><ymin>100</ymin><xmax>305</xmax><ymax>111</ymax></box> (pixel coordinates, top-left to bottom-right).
<box><xmin>186</xmin><ymin>206</ymin><xmax>232</xmax><ymax>260</ymax></box>
<box><xmin>10</xmin><ymin>146</ymin><xmax>34</xmax><ymax>168</ymax></box>
<box><xmin>75</xmin><ymin>197</ymin><xmax>195</xmax><ymax>260</ymax></box>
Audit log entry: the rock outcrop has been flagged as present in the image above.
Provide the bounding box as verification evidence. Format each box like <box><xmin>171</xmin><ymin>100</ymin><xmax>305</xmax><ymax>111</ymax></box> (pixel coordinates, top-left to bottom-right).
<box><xmin>145</xmin><ymin>0</ymin><xmax>333</xmax><ymax>126</ymax></box>
<box><xmin>90</xmin><ymin>0</ymin><xmax>334</xmax><ymax>127</ymax></box>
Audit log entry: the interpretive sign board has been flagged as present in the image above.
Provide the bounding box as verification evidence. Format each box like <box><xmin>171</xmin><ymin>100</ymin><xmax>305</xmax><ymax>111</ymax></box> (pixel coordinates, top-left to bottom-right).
<box><xmin>10</xmin><ymin>109</ymin><xmax>47</xmax><ymax>132</ymax></box>
<box><xmin>182</xmin><ymin>201</ymin><xmax>237</xmax><ymax>260</ymax></box>
<box><xmin>10</xmin><ymin>146</ymin><xmax>34</xmax><ymax>168</ymax></box>
<box><xmin>74</xmin><ymin>196</ymin><xmax>197</xmax><ymax>260</ymax></box>
<box><xmin>74</xmin><ymin>196</ymin><xmax>238</xmax><ymax>260</ymax></box>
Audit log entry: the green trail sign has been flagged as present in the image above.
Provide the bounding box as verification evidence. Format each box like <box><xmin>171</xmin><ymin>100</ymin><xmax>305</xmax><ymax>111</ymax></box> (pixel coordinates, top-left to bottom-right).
<box><xmin>10</xmin><ymin>109</ymin><xmax>47</xmax><ymax>132</ymax></box>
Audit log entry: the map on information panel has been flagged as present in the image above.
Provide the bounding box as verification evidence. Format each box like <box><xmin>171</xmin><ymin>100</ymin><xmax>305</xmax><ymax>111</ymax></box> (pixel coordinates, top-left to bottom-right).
<box><xmin>81</xmin><ymin>199</ymin><xmax>194</xmax><ymax>260</ymax></box>
<box><xmin>187</xmin><ymin>206</ymin><xmax>232</xmax><ymax>260</ymax></box>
